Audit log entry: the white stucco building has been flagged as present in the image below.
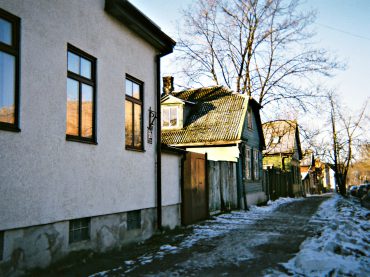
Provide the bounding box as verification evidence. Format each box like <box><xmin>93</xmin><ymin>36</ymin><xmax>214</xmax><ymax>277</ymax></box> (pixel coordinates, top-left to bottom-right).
<box><xmin>0</xmin><ymin>0</ymin><xmax>177</xmax><ymax>273</ymax></box>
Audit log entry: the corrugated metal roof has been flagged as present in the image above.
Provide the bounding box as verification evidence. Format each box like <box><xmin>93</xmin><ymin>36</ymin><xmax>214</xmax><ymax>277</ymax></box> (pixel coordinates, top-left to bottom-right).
<box><xmin>162</xmin><ymin>86</ymin><xmax>246</xmax><ymax>146</ymax></box>
<box><xmin>262</xmin><ymin>120</ymin><xmax>298</xmax><ymax>155</ymax></box>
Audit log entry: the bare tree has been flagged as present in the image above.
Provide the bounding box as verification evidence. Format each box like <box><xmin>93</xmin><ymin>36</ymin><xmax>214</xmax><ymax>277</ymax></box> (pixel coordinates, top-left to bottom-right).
<box><xmin>328</xmin><ymin>92</ymin><xmax>368</xmax><ymax>195</ymax></box>
<box><xmin>175</xmin><ymin>0</ymin><xmax>342</xmax><ymax>110</ymax></box>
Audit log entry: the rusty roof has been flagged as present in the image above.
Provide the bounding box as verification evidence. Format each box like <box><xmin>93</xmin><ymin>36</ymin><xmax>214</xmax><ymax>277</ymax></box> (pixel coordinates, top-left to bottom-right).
<box><xmin>162</xmin><ymin>86</ymin><xmax>247</xmax><ymax>146</ymax></box>
<box><xmin>262</xmin><ymin>120</ymin><xmax>302</xmax><ymax>158</ymax></box>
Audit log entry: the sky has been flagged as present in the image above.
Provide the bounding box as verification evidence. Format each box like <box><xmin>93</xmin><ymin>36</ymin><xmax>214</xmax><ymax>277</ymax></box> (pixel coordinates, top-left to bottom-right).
<box><xmin>130</xmin><ymin>0</ymin><xmax>370</xmax><ymax>113</ymax></box>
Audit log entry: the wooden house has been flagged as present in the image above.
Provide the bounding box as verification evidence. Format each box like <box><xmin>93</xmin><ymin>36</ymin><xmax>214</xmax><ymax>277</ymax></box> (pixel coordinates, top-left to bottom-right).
<box><xmin>262</xmin><ymin>120</ymin><xmax>303</xmax><ymax>197</ymax></box>
<box><xmin>161</xmin><ymin>80</ymin><xmax>266</xmax><ymax>214</ymax></box>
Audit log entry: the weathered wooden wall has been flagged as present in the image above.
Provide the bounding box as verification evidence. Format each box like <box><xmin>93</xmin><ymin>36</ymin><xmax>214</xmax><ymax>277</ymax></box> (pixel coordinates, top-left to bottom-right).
<box><xmin>208</xmin><ymin>161</ymin><xmax>238</xmax><ymax>214</ymax></box>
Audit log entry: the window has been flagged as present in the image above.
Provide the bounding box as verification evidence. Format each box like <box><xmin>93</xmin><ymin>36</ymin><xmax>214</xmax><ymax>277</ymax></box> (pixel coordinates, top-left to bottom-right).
<box><xmin>254</xmin><ymin>149</ymin><xmax>260</xmax><ymax>180</ymax></box>
<box><xmin>0</xmin><ymin>8</ymin><xmax>20</xmax><ymax>131</ymax></box>
<box><xmin>66</xmin><ymin>44</ymin><xmax>96</xmax><ymax>143</ymax></box>
<box><xmin>247</xmin><ymin>108</ymin><xmax>252</xmax><ymax>129</ymax></box>
<box><xmin>0</xmin><ymin>231</ymin><xmax>3</xmax><ymax>261</ymax></box>
<box><xmin>245</xmin><ymin>147</ymin><xmax>252</xmax><ymax>180</ymax></box>
<box><xmin>69</xmin><ymin>218</ymin><xmax>90</xmax><ymax>244</ymax></box>
<box><xmin>125</xmin><ymin>76</ymin><xmax>143</xmax><ymax>150</ymax></box>
<box><xmin>127</xmin><ymin>210</ymin><xmax>141</xmax><ymax>230</ymax></box>
<box><xmin>162</xmin><ymin>106</ymin><xmax>178</xmax><ymax>128</ymax></box>
<box><xmin>272</xmin><ymin>136</ymin><xmax>280</xmax><ymax>144</ymax></box>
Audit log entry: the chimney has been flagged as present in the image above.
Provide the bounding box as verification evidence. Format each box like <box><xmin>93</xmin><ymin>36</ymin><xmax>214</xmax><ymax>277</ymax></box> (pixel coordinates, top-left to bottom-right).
<box><xmin>162</xmin><ymin>76</ymin><xmax>174</xmax><ymax>95</ymax></box>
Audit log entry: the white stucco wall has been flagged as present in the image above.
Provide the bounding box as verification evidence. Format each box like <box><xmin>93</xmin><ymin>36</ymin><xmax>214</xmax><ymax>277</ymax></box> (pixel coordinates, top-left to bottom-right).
<box><xmin>0</xmin><ymin>0</ymin><xmax>160</xmax><ymax>230</ymax></box>
<box><xmin>161</xmin><ymin>152</ymin><xmax>182</xmax><ymax>206</ymax></box>
<box><xmin>186</xmin><ymin>146</ymin><xmax>240</xmax><ymax>162</ymax></box>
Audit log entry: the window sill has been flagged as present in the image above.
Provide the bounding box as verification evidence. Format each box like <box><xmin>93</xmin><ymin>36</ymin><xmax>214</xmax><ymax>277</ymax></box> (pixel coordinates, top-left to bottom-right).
<box><xmin>125</xmin><ymin>146</ymin><xmax>145</xmax><ymax>153</ymax></box>
<box><xmin>66</xmin><ymin>135</ymin><xmax>97</xmax><ymax>145</ymax></box>
<box><xmin>0</xmin><ymin>124</ymin><xmax>21</xmax><ymax>132</ymax></box>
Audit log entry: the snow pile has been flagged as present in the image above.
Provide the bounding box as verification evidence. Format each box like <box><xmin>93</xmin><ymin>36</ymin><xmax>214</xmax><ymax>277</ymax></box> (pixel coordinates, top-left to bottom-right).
<box><xmin>283</xmin><ymin>195</ymin><xmax>370</xmax><ymax>276</ymax></box>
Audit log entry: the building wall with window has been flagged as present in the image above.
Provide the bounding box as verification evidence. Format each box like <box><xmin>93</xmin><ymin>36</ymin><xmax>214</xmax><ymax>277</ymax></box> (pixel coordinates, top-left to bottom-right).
<box><xmin>241</xmin><ymin>104</ymin><xmax>266</xmax><ymax>205</ymax></box>
<box><xmin>0</xmin><ymin>0</ymin><xmax>173</xmax><ymax>271</ymax></box>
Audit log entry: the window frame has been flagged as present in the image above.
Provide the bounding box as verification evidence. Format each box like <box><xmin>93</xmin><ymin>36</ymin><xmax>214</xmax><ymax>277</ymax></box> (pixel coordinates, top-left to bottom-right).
<box><xmin>69</xmin><ymin>217</ymin><xmax>91</xmax><ymax>244</ymax></box>
<box><xmin>66</xmin><ymin>43</ymin><xmax>97</xmax><ymax>144</ymax></box>
<box><xmin>125</xmin><ymin>74</ymin><xmax>144</xmax><ymax>151</ymax></box>
<box><xmin>247</xmin><ymin>108</ymin><xmax>253</xmax><ymax>129</ymax></box>
<box><xmin>254</xmin><ymin>149</ymin><xmax>260</xmax><ymax>180</ymax></box>
<box><xmin>0</xmin><ymin>8</ymin><xmax>20</xmax><ymax>132</ymax></box>
<box><xmin>245</xmin><ymin>147</ymin><xmax>252</xmax><ymax>180</ymax></box>
<box><xmin>161</xmin><ymin>105</ymin><xmax>179</xmax><ymax>129</ymax></box>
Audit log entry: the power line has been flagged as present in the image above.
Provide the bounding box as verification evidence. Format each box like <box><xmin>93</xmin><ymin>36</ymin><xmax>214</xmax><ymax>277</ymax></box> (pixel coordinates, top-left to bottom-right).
<box><xmin>316</xmin><ymin>23</ymin><xmax>370</xmax><ymax>41</ymax></box>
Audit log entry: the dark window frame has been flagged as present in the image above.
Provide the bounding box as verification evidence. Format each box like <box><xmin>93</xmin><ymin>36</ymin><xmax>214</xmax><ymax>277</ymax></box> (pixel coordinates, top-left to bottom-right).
<box><xmin>125</xmin><ymin>74</ymin><xmax>144</xmax><ymax>151</ymax></box>
<box><xmin>66</xmin><ymin>43</ymin><xmax>97</xmax><ymax>144</ymax></box>
<box><xmin>0</xmin><ymin>8</ymin><xmax>20</xmax><ymax>132</ymax></box>
<box><xmin>69</xmin><ymin>217</ymin><xmax>91</xmax><ymax>244</ymax></box>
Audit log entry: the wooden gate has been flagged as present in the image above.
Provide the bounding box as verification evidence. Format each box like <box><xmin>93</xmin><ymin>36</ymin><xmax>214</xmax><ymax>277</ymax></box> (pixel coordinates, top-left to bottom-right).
<box><xmin>182</xmin><ymin>152</ymin><xmax>208</xmax><ymax>225</ymax></box>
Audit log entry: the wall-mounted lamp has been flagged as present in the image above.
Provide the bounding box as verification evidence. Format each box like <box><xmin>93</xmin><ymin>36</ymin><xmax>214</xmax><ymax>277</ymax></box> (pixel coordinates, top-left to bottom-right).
<box><xmin>147</xmin><ymin>107</ymin><xmax>157</xmax><ymax>144</ymax></box>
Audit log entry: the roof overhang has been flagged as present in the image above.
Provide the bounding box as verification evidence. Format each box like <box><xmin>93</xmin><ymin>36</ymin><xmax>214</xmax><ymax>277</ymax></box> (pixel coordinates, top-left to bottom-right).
<box><xmin>105</xmin><ymin>0</ymin><xmax>176</xmax><ymax>55</ymax></box>
<box><xmin>161</xmin><ymin>144</ymin><xmax>187</xmax><ymax>154</ymax></box>
<box><xmin>167</xmin><ymin>140</ymin><xmax>241</xmax><ymax>148</ymax></box>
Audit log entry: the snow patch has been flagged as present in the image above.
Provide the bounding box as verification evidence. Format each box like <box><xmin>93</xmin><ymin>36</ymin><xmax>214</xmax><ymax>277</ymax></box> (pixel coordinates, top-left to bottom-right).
<box><xmin>283</xmin><ymin>195</ymin><xmax>370</xmax><ymax>276</ymax></box>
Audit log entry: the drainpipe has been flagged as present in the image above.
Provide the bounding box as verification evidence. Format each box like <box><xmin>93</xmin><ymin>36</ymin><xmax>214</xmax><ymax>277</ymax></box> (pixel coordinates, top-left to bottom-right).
<box><xmin>155</xmin><ymin>53</ymin><xmax>167</xmax><ymax>230</ymax></box>
<box><xmin>156</xmin><ymin>54</ymin><xmax>162</xmax><ymax>230</ymax></box>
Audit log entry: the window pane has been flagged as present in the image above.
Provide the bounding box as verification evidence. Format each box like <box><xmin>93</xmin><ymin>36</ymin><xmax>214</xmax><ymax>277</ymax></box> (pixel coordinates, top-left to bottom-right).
<box><xmin>81</xmin><ymin>84</ymin><xmax>93</xmax><ymax>138</ymax></box>
<box><xmin>67</xmin><ymin>51</ymin><xmax>79</xmax><ymax>74</ymax></box>
<box><xmin>0</xmin><ymin>18</ymin><xmax>12</xmax><ymax>45</ymax></box>
<box><xmin>134</xmin><ymin>103</ymin><xmax>142</xmax><ymax>148</ymax></box>
<box><xmin>125</xmin><ymin>100</ymin><xmax>133</xmax><ymax>146</ymax></box>
<box><xmin>80</xmin><ymin>58</ymin><xmax>91</xmax><ymax>79</ymax></box>
<box><xmin>125</xmin><ymin>80</ymin><xmax>132</xmax><ymax>97</ymax></box>
<box><xmin>0</xmin><ymin>51</ymin><xmax>15</xmax><ymax>124</ymax></box>
<box><xmin>133</xmin><ymin>83</ymin><xmax>140</xmax><ymax>99</ymax></box>
<box><xmin>170</xmin><ymin>107</ymin><xmax>177</xmax><ymax>127</ymax></box>
<box><xmin>66</xmin><ymin>78</ymin><xmax>79</xmax><ymax>136</ymax></box>
<box><xmin>162</xmin><ymin>107</ymin><xmax>169</xmax><ymax>127</ymax></box>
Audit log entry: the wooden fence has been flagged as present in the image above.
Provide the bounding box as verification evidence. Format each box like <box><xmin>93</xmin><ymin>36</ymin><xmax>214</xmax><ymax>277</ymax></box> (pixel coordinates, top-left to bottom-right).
<box><xmin>208</xmin><ymin>161</ymin><xmax>238</xmax><ymax>214</ymax></box>
<box><xmin>262</xmin><ymin>167</ymin><xmax>302</xmax><ymax>200</ymax></box>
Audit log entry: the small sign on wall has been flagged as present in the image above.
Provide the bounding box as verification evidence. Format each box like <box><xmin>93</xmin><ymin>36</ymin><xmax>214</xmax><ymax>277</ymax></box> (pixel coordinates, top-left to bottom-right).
<box><xmin>147</xmin><ymin>128</ymin><xmax>153</xmax><ymax>144</ymax></box>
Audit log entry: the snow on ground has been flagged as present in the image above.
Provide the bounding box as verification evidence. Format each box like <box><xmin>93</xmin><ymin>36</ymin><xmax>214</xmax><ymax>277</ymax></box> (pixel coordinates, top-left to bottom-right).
<box><xmin>180</xmin><ymin>197</ymin><xmax>301</xmax><ymax>249</ymax></box>
<box><xmin>90</xmin><ymin>197</ymin><xmax>302</xmax><ymax>276</ymax></box>
<box><xmin>281</xmin><ymin>195</ymin><xmax>370</xmax><ymax>277</ymax></box>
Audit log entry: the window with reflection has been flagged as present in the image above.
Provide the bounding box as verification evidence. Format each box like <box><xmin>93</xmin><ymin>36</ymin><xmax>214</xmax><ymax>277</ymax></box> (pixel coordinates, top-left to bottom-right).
<box><xmin>125</xmin><ymin>76</ymin><xmax>143</xmax><ymax>150</ymax></box>
<box><xmin>0</xmin><ymin>8</ymin><xmax>20</xmax><ymax>131</ymax></box>
<box><xmin>66</xmin><ymin>44</ymin><xmax>96</xmax><ymax>143</ymax></box>
<box><xmin>161</xmin><ymin>106</ymin><xmax>178</xmax><ymax>128</ymax></box>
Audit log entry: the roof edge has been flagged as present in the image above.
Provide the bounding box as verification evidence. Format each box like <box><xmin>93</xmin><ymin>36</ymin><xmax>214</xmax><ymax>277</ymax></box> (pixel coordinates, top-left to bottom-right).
<box><xmin>168</xmin><ymin>140</ymin><xmax>242</xmax><ymax>148</ymax></box>
<box><xmin>105</xmin><ymin>0</ymin><xmax>176</xmax><ymax>54</ymax></box>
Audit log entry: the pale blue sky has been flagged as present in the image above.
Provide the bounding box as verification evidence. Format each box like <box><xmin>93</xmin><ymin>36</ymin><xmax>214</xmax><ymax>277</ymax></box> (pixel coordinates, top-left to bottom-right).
<box><xmin>131</xmin><ymin>0</ymin><xmax>370</xmax><ymax>111</ymax></box>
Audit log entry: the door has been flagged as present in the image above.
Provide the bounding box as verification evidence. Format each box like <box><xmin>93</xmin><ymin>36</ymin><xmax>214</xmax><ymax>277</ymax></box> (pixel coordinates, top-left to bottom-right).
<box><xmin>182</xmin><ymin>152</ymin><xmax>208</xmax><ymax>225</ymax></box>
